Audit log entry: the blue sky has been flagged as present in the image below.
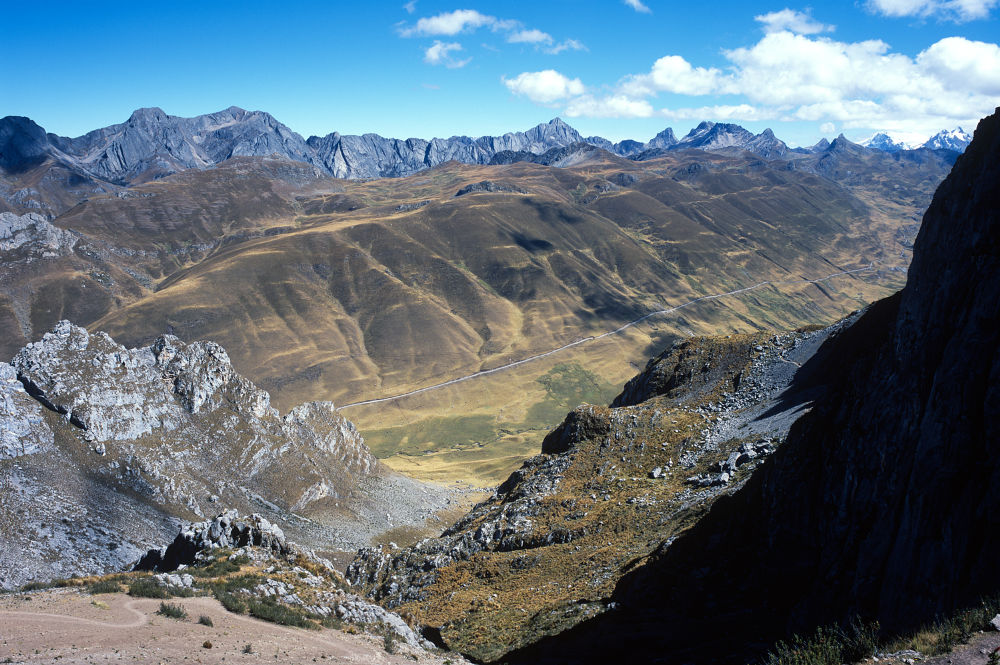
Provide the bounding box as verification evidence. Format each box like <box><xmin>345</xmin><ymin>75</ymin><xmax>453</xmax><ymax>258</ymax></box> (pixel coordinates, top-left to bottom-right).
<box><xmin>3</xmin><ymin>0</ymin><xmax>998</xmax><ymax>147</ymax></box>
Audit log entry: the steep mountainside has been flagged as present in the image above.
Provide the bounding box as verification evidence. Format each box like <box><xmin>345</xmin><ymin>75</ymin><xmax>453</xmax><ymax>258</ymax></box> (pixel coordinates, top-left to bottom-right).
<box><xmin>340</xmin><ymin>108</ymin><xmax>998</xmax><ymax>664</ymax></box>
<box><xmin>344</xmin><ymin>317</ymin><xmax>861</xmax><ymax>662</ymax></box>
<box><xmin>0</xmin><ymin>322</ymin><xmax>452</xmax><ymax>590</ymax></box>
<box><xmin>483</xmin><ymin>108</ymin><xmax>1000</xmax><ymax>664</ymax></box>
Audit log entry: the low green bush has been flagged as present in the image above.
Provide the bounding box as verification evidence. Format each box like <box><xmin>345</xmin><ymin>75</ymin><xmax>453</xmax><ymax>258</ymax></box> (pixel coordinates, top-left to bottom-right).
<box><xmin>157</xmin><ymin>601</ymin><xmax>188</xmax><ymax>620</ymax></box>
<box><xmin>127</xmin><ymin>577</ymin><xmax>169</xmax><ymax>599</ymax></box>
<box><xmin>87</xmin><ymin>579</ymin><xmax>123</xmax><ymax>594</ymax></box>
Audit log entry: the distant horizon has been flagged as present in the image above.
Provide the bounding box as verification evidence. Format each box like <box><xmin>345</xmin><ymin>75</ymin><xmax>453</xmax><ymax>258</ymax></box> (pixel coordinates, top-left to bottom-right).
<box><xmin>4</xmin><ymin>104</ymin><xmax>973</xmax><ymax>151</ymax></box>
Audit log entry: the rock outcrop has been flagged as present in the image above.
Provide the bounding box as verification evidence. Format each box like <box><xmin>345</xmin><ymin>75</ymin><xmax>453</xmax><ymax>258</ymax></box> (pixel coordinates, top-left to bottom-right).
<box><xmin>135</xmin><ymin>510</ymin><xmax>291</xmax><ymax>572</ymax></box>
<box><xmin>0</xmin><ymin>321</ymin><xmax>454</xmax><ymax>590</ymax></box>
<box><xmin>11</xmin><ymin>321</ymin><xmax>375</xmax><ymax>503</ymax></box>
<box><xmin>133</xmin><ymin>510</ymin><xmax>435</xmax><ymax>652</ymax></box>
<box><xmin>0</xmin><ymin>362</ymin><xmax>53</xmax><ymax>459</ymax></box>
<box><xmin>0</xmin><ymin>211</ymin><xmax>77</xmax><ymax>257</ymax></box>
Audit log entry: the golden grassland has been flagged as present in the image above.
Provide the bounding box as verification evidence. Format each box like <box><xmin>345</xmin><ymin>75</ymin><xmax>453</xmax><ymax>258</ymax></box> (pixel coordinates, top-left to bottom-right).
<box><xmin>1</xmin><ymin>150</ymin><xmax>931</xmax><ymax>486</ymax></box>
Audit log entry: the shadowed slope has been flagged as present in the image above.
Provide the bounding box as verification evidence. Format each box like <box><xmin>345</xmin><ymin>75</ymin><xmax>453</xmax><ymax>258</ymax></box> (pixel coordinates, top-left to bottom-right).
<box><xmin>497</xmin><ymin>110</ymin><xmax>1000</xmax><ymax>665</ymax></box>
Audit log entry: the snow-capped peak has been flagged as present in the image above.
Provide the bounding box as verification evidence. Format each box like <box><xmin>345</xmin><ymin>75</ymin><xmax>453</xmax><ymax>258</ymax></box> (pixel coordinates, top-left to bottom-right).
<box><xmin>922</xmin><ymin>127</ymin><xmax>972</xmax><ymax>152</ymax></box>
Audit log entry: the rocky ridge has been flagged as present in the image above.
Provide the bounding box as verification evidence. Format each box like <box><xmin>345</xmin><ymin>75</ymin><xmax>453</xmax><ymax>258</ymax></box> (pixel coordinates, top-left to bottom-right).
<box><xmin>120</xmin><ymin>509</ymin><xmax>441</xmax><ymax>653</ymax></box>
<box><xmin>344</xmin><ymin>320</ymin><xmax>855</xmax><ymax>661</ymax></box>
<box><xmin>0</xmin><ymin>322</ymin><xmax>454</xmax><ymax>590</ymax></box>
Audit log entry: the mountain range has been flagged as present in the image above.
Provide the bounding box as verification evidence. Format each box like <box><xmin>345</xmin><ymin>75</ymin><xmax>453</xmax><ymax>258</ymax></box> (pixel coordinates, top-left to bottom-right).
<box><xmin>864</xmin><ymin>127</ymin><xmax>972</xmax><ymax>153</ymax></box>
<box><xmin>0</xmin><ymin>107</ymin><xmax>968</xmax><ymax>217</ymax></box>
<box><xmin>0</xmin><ymin>97</ymin><xmax>996</xmax><ymax>665</ymax></box>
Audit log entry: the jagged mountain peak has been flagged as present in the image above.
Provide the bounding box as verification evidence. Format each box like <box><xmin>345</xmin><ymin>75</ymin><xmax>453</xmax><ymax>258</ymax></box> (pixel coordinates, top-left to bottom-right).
<box><xmin>863</xmin><ymin>131</ymin><xmax>909</xmax><ymax>152</ymax></box>
<box><xmin>923</xmin><ymin>126</ymin><xmax>972</xmax><ymax>152</ymax></box>
<box><xmin>127</xmin><ymin>106</ymin><xmax>169</xmax><ymax>123</ymax></box>
<box><xmin>646</xmin><ymin>127</ymin><xmax>678</xmax><ymax>149</ymax></box>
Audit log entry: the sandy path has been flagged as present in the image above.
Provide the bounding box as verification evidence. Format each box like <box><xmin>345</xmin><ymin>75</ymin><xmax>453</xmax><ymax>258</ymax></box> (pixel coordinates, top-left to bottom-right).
<box><xmin>0</xmin><ymin>589</ymin><xmax>460</xmax><ymax>664</ymax></box>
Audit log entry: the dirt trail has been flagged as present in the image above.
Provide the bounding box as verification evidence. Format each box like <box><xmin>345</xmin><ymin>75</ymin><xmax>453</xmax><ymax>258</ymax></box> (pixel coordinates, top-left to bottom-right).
<box><xmin>0</xmin><ymin>589</ymin><xmax>462</xmax><ymax>664</ymax></box>
<box><xmin>339</xmin><ymin>263</ymin><xmax>875</xmax><ymax>409</ymax></box>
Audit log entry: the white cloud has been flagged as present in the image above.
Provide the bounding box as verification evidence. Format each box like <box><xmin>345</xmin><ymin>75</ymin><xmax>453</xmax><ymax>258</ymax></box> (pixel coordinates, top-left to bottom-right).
<box><xmin>624</xmin><ymin>0</ymin><xmax>652</xmax><ymax>12</ymax></box>
<box><xmin>403</xmin><ymin>0</ymin><xmax>417</xmax><ymax>14</ymax></box>
<box><xmin>916</xmin><ymin>36</ymin><xmax>1000</xmax><ymax>94</ymax></box>
<box><xmin>660</xmin><ymin>104</ymin><xmax>777</xmax><ymax>121</ymax></box>
<box><xmin>503</xmin><ymin>70</ymin><xmax>586</xmax><ymax>104</ymax></box>
<box><xmin>820</xmin><ymin>122</ymin><xmax>836</xmax><ymax>133</ymax></box>
<box><xmin>546</xmin><ymin>39</ymin><xmax>587</xmax><ymax>55</ymax></box>
<box><xmin>508</xmin><ymin>28</ymin><xmax>552</xmax><ymax>44</ymax></box>
<box><xmin>867</xmin><ymin>0</ymin><xmax>998</xmax><ymax>21</ymax></box>
<box><xmin>503</xmin><ymin>30</ymin><xmax>1000</xmax><ymax>138</ymax></box>
<box><xmin>424</xmin><ymin>41</ymin><xmax>470</xmax><ymax>68</ymax></box>
<box><xmin>755</xmin><ymin>8</ymin><xmax>834</xmax><ymax>34</ymax></box>
<box><xmin>622</xmin><ymin>55</ymin><xmax>726</xmax><ymax>97</ymax></box>
<box><xmin>565</xmin><ymin>94</ymin><xmax>654</xmax><ymax>118</ymax></box>
<box><xmin>402</xmin><ymin>9</ymin><xmax>497</xmax><ymax>36</ymax></box>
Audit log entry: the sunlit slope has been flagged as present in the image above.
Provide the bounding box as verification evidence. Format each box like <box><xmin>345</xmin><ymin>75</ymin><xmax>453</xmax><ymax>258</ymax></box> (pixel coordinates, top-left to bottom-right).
<box><xmin>93</xmin><ymin>153</ymin><xmax>908</xmax><ymax>414</ymax></box>
<box><xmin>49</xmin><ymin>147</ymin><xmax>944</xmax><ymax>484</ymax></box>
<box><xmin>0</xmin><ymin>158</ymin><xmax>342</xmax><ymax>361</ymax></box>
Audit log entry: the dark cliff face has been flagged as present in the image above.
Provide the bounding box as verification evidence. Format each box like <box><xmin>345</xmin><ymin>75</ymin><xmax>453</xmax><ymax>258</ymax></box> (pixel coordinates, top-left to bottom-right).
<box><xmin>505</xmin><ymin>109</ymin><xmax>1000</xmax><ymax>664</ymax></box>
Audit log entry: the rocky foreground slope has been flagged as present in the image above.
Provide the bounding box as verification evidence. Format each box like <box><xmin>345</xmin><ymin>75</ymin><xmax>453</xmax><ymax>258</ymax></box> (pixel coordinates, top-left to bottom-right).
<box><xmin>344</xmin><ymin>316</ymin><xmax>860</xmax><ymax>661</ymax></box>
<box><xmin>344</xmin><ymin>108</ymin><xmax>1000</xmax><ymax>663</ymax></box>
<box><xmin>0</xmin><ymin>322</ymin><xmax>453</xmax><ymax>590</ymax></box>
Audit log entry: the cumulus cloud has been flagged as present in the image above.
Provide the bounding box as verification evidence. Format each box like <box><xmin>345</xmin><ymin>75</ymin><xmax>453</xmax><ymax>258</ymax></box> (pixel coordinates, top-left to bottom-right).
<box><xmin>403</xmin><ymin>0</ymin><xmax>417</xmax><ymax>14</ymax></box>
<box><xmin>820</xmin><ymin>122</ymin><xmax>837</xmax><ymax>133</ymax></box>
<box><xmin>755</xmin><ymin>8</ymin><xmax>834</xmax><ymax>34</ymax></box>
<box><xmin>546</xmin><ymin>39</ymin><xmax>587</xmax><ymax>55</ymax></box>
<box><xmin>424</xmin><ymin>41</ymin><xmax>470</xmax><ymax>68</ymax></box>
<box><xmin>624</xmin><ymin>0</ymin><xmax>652</xmax><ymax>13</ymax></box>
<box><xmin>508</xmin><ymin>28</ymin><xmax>552</xmax><ymax>44</ymax></box>
<box><xmin>622</xmin><ymin>55</ymin><xmax>727</xmax><ymax>97</ymax></box>
<box><xmin>503</xmin><ymin>70</ymin><xmax>586</xmax><ymax>104</ymax></box>
<box><xmin>503</xmin><ymin>30</ymin><xmax>1000</xmax><ymax>136</ymax></box>
<box><xmin>401</xmin><ymin>9</ymin><xmax>497</xmax><ymax>36</ymax></box>
<box><xmin>867</xmin><ymin>0</ymin><xmax>998</xmax><ymax>21</ymax></box>
<box><xmin>916</xmin><ymin>36</ymin><xmax>1000</xmax><ymax>93</ymax></box>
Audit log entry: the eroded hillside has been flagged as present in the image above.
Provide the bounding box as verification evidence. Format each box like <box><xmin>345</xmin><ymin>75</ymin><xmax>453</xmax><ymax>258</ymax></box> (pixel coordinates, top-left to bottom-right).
<box><xmin>0</xmin><ymin>141</ymin><xmax>954</xmax><ymax>484</ymax></box>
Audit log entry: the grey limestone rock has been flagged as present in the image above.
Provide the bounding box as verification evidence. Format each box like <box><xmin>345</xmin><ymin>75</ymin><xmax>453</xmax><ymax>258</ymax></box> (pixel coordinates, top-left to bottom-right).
<box><xmin>0</xmin><ymin>362</ymin><xmax>54</xmax><ymax>459</ymax></box>
<box><xmin>10</xmin><ymin>320</ymin><xmax>375</xmax><ymax>512</ymax></box>
<box><xmin>0</xmin><ymin>211</ymin><xmax>77</xmax><ymax>257</ymax></box>
<box><xmin>136</xmin><ymin>509</ymin><xmax>290</xmax><ymax>571</ymax></box>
